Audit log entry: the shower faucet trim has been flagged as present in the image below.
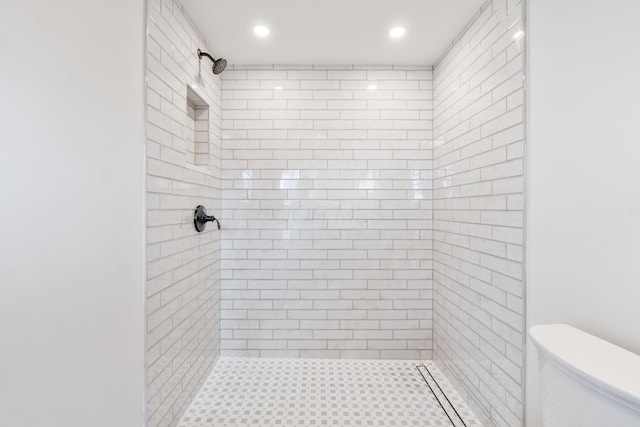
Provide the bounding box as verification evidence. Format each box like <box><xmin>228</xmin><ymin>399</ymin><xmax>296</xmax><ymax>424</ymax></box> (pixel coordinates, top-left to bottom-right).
<box><xmin>194</xmin><ymin>205</ymin><xmax>220</xmax><ymax>232</ymax></box>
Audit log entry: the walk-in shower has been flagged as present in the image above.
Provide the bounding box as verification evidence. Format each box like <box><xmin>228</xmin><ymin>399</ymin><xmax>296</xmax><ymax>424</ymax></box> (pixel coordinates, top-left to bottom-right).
<box><xmin>146</xmin><ymin>1</ymin><xmax>526</xmax><ymax>426</ymax></box>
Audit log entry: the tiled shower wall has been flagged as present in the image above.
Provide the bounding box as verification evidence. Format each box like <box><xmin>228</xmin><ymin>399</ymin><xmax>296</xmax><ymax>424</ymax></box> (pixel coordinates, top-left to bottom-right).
<box><xmin>145</xmin><ymin>1</ymin><xmax>222</xmax><ymax>426</ymax></box>
<box><xmin>432</xmin><ymin>0</ymin><xmax>525</xmax><ymax>426</ymax></box>
<box><xmin>220</xmin><ymin>66</ymin><xmax>433</xmax><ymax>359</ymax></box>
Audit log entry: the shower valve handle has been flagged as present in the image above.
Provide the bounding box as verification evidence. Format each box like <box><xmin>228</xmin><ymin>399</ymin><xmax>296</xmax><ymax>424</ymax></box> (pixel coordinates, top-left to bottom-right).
<box><xmin>194</xmin><ymin>205</ymin><xmax>220</xmax><ymax>232</ymax></box>
<box><xmin>203</xmin><ymin>214</ymin><xmax>220</xmax><ymax>229</ymax></box>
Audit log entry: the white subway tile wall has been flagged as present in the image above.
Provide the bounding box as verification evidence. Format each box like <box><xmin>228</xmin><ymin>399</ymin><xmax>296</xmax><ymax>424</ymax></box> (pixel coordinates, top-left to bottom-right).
<box><xmin>432</xmin><ymin>0</ymin><xmax>525</xmax><ymax>426</ymax></box>
<box><xmin>146</xmin><ymin>1</ymin><xmax>222</xmax><ymax>426</ymax></box>
<box><xmin>221</xmin><ymin>65</ymin><xmax>433</xmax><ymax>360</ymax></box>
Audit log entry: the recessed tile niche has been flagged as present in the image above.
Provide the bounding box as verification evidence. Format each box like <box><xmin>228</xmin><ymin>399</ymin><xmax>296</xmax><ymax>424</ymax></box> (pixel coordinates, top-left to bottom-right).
<box><xmin>186</xmin><ymin>85</ymin><xmax>209</xmax><ymax>169</ymax></box>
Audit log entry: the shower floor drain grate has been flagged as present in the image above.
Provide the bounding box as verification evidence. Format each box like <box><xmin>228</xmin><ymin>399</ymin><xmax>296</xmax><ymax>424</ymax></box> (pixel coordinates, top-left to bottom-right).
<box><xmin>417</xmin><ymin>364</ymin><xmax>468</xmax><ymax>427</ymax></box>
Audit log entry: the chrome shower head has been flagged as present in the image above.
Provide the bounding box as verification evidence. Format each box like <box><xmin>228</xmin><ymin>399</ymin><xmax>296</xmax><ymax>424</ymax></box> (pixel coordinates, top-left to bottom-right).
<box><xmin>197</xmin><ymin>49</ymin><xmax>227</xmax><ymax>75</ymax></box>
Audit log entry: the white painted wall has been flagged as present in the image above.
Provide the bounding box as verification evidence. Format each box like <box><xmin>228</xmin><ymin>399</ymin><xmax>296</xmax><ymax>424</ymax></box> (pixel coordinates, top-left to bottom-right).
<box><xmin>0</xmin><ymin>1</ymin><xmax>145</xmax><ymax>427</ymax></box>
<box><xmin>526</xmin><ymin>0</ymin><xmax>640</xmax><ymax>425</ymax></box>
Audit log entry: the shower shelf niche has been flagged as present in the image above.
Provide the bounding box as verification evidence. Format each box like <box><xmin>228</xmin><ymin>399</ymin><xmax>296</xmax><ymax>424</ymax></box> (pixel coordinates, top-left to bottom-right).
<box><xmin>185</xmin><ymin>85</ymin><xmax>210</xmax><ymax>171</ymax></box>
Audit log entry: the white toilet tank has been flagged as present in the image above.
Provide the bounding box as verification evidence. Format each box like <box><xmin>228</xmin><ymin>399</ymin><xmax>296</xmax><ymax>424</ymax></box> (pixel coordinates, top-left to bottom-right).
<box><xmin>530</xmin><ymin>324</ymin><xmax>640</xmax><ymax>427</ymax></box>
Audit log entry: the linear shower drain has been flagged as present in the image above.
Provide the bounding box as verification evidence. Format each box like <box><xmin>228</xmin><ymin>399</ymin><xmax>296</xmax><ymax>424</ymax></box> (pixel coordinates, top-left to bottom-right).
<box><xmin>417</xmin><ymin>364</ymin><xmax>468</xmax><ymax>427</ymax></box>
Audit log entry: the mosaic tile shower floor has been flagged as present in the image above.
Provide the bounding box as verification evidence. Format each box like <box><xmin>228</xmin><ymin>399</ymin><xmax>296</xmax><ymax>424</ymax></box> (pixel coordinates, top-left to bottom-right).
<box><xmin>178</xmin><ymin>358</ymin><xmax>482</xmax><ymax>426</ymax></box>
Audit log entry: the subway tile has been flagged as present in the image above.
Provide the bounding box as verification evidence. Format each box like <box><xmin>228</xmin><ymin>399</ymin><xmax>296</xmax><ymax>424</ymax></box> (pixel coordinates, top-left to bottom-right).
<box><xmin>287</xmin><ymin>70</ymin><xmax>327</xmax><ymax>80</ymax></box>
<box><xmin>222</xmin><ymin>64</ymin><xmax>434</xmax><ymax>360</ymax></box>
<box><xmin>145</xmin><ymin>2</ymin><xmax>221</xmax><ymax>426</ymax></box>
<box><xmin>432</xmin><ymin>1</ymin><xmax>525</xmax><ymax>425</ymax></box>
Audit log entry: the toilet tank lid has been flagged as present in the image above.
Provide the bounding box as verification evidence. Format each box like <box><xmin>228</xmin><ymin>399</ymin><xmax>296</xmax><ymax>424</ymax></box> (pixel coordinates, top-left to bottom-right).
<box><xmin>530</xmin><ymin>324</ymin><xmax>640</xmax><ymax>410</ymax></box>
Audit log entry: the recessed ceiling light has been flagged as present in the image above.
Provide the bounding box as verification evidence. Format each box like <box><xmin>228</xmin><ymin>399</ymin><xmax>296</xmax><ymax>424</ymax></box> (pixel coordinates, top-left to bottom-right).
<box><xmin>367</xmin><ymin>84</ymin><xmax>378</xmax><ymax>90</ymax></box>
<box><xmin>389</xmin><ymin>27</ymin><xmax>406</xmax><ymax>38</ymax></box>
<box><xmin>274</xmin><ymin>86</ymin><xmax>283</xmax><ymax>90</ymax></box>
<box><xmin>254</xmin><ymin>25</ymin><xmax>270</xmax><ymax>37</ymax></box>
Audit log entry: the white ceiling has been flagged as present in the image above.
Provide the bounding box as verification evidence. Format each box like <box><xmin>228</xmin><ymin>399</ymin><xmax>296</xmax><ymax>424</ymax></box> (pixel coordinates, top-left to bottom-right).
<box><xmin>180</xmin><ymin>0</ymin><xmax>486</xmax><ymax>65</ymax></box>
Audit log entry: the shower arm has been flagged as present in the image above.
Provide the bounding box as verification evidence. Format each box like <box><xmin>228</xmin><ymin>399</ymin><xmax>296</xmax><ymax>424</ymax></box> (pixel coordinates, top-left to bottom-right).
<box><xmin>197</xmin><ymin>49</ymin><xmax>215</xmax><ymax>63</ymax></box>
